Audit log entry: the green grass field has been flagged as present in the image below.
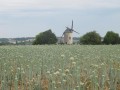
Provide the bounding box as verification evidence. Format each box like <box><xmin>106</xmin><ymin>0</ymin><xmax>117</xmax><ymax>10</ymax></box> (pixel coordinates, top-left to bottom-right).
<box><xmin>0</xmin><ymin>45</ymin><xmax>120</xmax><ymax>90</ymax></box>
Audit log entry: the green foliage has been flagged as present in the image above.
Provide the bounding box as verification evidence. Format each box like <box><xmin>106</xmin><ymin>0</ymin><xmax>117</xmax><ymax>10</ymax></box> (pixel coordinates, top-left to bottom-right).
<box><xmin>33</xmin><ymin>29</ymin><xmax>57</xmax><ymax>45</ymax></box>
<box><xmin>103</xmin><ymin>31</ymin><xmax>119</xmax><ymax>45</ymax></box>
<box><xmin>0</xmin><ymin>42</ymin><xmax>13</xmax><ymax>45</ymax></box>
<box><xmin>80</xmin><ymin>31</ymin><xmax>101</xmax><ymax>45</ymax></box>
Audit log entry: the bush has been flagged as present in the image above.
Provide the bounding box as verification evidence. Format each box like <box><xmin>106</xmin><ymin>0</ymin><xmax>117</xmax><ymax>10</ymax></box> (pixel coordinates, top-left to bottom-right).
<box><xmin>103</xmin><ymin>31</ymin><xmax>119</xmax><ymax>45</ymax></box>
<box><xmin>80</xmin><ymin>31</ymin><xmax>101</xmax><ymax>45</ymax></box>
<box><xmin>33</xmin><ymin>29</ymin><xmax>57</xmax><ymax>45</ymax></box>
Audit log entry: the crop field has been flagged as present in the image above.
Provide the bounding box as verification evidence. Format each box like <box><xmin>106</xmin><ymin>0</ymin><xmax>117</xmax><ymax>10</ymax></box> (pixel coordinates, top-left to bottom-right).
<box><xmin>0</xmin><ymin>45</ymin><xmax>120</xmax><ymax>90</ymax></box>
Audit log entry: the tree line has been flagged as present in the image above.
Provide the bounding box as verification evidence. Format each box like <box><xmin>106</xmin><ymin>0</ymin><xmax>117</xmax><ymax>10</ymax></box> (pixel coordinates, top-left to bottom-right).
<box><xmin>33</xmin><ymin>29</ymin><xmax>120</xmax><ymax>45</ymax></box>
<box><xmin>80</xmin><ymin>31</ymin><xmax>120</xmax><ymax>45</ymax></box>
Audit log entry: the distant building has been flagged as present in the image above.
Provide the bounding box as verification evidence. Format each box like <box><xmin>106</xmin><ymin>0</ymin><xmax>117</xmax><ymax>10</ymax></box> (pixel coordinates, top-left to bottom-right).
<box><xmin>8</xmin><ymin>39</ymin><xmax>16</xmax><ymax>44</ymax></box>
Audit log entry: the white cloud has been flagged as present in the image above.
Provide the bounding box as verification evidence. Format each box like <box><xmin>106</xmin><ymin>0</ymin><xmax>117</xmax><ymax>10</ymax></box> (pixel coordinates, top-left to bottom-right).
<box><xmin>0</xmin><ymin>0</ymin><xmax>120</xmax><ymax>17</ymax></box>
<box><xmin>0</xmin><ymin>0</ymin><xmax>120</xmax><ymax>11</ymax></box>
<box><xmin>0</xmin><ymin>0</ymin><xmax>120</xmax><ymax>38</ymax></box>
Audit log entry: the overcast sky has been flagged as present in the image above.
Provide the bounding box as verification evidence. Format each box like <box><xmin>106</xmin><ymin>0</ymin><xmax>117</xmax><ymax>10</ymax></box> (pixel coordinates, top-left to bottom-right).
<box><xmin>0</xmin><ymin>0</ymin><xmax>120</xmax><ymax>38</ymax></box>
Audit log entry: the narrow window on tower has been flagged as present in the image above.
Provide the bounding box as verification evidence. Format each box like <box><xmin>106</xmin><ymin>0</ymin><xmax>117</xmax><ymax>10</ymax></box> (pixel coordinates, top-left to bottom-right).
<box><xmin>69</xmin><ymin>37</ymin><xmax>71</xmax><ymax>40</ymax></box>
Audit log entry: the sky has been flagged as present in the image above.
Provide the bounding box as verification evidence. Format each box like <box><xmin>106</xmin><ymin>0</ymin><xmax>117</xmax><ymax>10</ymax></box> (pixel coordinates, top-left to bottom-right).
<box><xmin>0</xmin><ymin>0</ymin><xmax>120</xmax><ymax>38</ymax></box>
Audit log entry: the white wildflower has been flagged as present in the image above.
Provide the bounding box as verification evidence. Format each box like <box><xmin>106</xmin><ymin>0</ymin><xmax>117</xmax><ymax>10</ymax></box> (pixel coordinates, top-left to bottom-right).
<box><xmin>63</xmin><ymin>79</ymin><xmax>66</xmax><ymax>82</ymax></box>
<box><xmin>95</xmin><ymin>76</ymin><xmax>98</xmax><ymax>78</ymax></box>
<box><xmin>52</xmin><ymin>81</ymin><xmax>55</xmax><ymax>84</ymax></box>
<box><xmin>76</xmin><ymin>85</ymin><xmax>79</xmax><ymax>88</ymax></box>
<box><xmin>58</xmin><ymin>82</ymin><xmax>61</xmax><ymax>84</ymax></box>
<box><xmin>15</xmin><ymin>76</ymin><xmax>18</xmax><ymax>81</ymax></box>
<box><xmin>72</xmin><ymin>62</ymin><xmax>76</xmax><ymax>66</ymax></box>
<box><xmin>46</xmin><ymin>71</ymin><xmax>50</xmax><ymax>74</ymax></box>
<box><xmin>56</xmin><ymin>71</ymin><xmax>60</xmax><ymax>75</ymax></box>
<box><xmin>61</xmin><ymin>54</ymin><xmax>65</xmax><ymax>58</ymax></box>
<box><xmin>92</xmin><ymin>70</ymin><xmax>95</xmax><ymax>73</ymax></box>
<box><xmin>4</xmin><ymin>70</ymin><xmax>6</xmax><ymax>72</ymax></box>
<box><xmin>17</xmin><ymin>67</ymin><xmax>20</xmax><ymax>70</ymax></box>
<box><xmin>70</xmin><ymin>57</ymin><xmax>74</xmax><ymax>61</ymax></box>
<box><xmin>59</xmin><ymin>69</ymin><xmax>62</xmax><ymax>71</ymax></box>
<box><xmin>65</xmin><ymin>69</ymin><xmax>69</xmax><ymax>73</ymax></box>
<box><xmin>102</xmin><ymin>75</ymin><xmax>105</xmax><ymax>77</ymax></box>
<box><xmin>11</xmin><ymin>69</ymin><xmax>13</xmax><ymax>72</ymax></box>
<box><xmin>80</xmin><ymin>82</ymin><xmax>84</xmax><ymax>85</ymax></box>
<box><xmin>62</xmin><ymin>73</ymin><xmax>66</xmax><ymax>77</ymax></box>
<box><xmin>54</xmin><ymin>71</ymin><xmax>60</xmax><ymax>75</ymax></box>
<box><xmin>94</xmin><ymin>65</ymin><xmax>98</xmax><ymax>67</ymax></box>
<box><xmin>101</xmin><ymin>63</ymin><xmax>104</xmax><ymax>66</ymax></box>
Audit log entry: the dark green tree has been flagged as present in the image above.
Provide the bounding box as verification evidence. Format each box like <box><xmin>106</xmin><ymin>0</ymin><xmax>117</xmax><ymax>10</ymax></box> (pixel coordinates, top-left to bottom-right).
<box><xmin>33</xmin><ymin>29</ymin><xmax>57</xmax><ymax>45</ymax></box>
<box><xmin>80</xmin><ymin>31</ymin><xmax>101</xmax><ymax>45</ymax></box>
<box><xmin>103</xmin><ymin>31</ymin><xmax>119</xmax><ymax>45</ymax></box>
<box><xmin>119</xmin><ymin>37</ymin><xmax>120</xmax><ymax>44</ymax></box>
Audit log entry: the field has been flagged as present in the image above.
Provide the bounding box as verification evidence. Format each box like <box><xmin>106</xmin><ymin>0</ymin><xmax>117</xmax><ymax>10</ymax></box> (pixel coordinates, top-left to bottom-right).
<box><xmin>0</xmin><ymin>45</ymin><xmax>120</xmax><ymax>90</ymax></box>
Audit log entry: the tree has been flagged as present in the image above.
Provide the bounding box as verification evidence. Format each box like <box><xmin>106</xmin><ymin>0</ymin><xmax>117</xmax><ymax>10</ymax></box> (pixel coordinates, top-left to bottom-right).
<box><xmin>80</xmin><ymin>31</ymin><xmax>101</xmax><ymax>45</ymax></box>
<box><xmin>119</xmin><ymin>37</ymin><xmax>120</xmax><ymax>44</ymax></box>
<box><xmin>103</xmin><ymin>31</ymin><xmax>119</xmax><ymax>45</ymax></box>
<box><xmin>33</xmin><ymin>29</ymin><xmax>57</xmax><ymax>45</ymax></box>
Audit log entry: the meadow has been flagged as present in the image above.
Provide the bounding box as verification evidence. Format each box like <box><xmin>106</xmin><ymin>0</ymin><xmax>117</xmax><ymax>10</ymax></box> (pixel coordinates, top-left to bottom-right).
<box><xmin>0</xmin><ymin>45</ymin><xmax>120</xmax><ymax>90</ymax></box>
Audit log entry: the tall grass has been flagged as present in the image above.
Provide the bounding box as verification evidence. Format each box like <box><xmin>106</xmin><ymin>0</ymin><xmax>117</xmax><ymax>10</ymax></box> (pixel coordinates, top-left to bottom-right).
<box><xmin>0</xmin><ymin>45</ymin><xmax>120</xmax><ymax>90</ymax></box>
